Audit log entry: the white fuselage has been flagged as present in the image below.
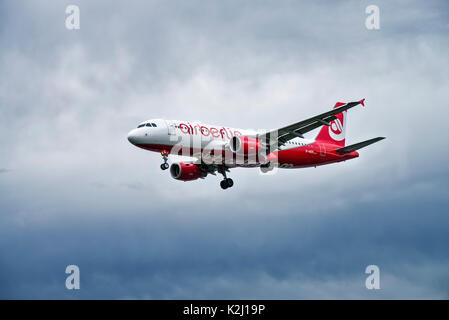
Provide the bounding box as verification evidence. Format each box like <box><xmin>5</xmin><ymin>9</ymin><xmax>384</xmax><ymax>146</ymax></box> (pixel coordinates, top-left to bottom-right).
<box><xmin>127</xmin><ymin>118</ymin><xmax>314</xmax><ymax>153</ymax></box>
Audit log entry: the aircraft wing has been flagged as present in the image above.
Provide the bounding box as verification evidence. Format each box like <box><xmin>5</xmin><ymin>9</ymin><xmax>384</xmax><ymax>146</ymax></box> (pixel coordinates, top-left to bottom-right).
<box><xmin>256</xmin><ymin>99</ymin><xmax>365</xmax><ymax>150</ymax></box>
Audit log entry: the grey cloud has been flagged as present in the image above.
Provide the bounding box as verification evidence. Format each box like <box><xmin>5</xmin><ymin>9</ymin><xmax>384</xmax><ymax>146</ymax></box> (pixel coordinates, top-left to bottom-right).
<box><xmin>120</xmin><ymin>182</ymin><xmax>145</xmax><ymax>190</ymax></box>
<box><xmin>1</xmin><ymin>196</ymin><xmax>448</xmax><ymax>299</ymax></box>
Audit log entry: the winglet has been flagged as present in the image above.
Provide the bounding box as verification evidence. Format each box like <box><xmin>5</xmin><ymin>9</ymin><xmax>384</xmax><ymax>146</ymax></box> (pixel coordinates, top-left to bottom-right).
<box><xmin>359</xmin><ymin>98</ymin><xmax>365</xmax><ymax>107</ymax></box>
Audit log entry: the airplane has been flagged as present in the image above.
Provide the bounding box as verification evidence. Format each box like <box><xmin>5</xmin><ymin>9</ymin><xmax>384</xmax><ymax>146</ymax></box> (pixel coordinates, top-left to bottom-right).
<box><xmin>127</xmin><ymin>99</ymin><xmax>385</xmax><ymax>189</ymax></box>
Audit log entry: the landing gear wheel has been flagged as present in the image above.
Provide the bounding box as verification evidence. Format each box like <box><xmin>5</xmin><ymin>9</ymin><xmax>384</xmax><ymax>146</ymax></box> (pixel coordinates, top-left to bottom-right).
<box><xmin>218</xmin><ymin>165</ymin><xmax>234</xmax><ymax>189</ymax></box>
<box><xmin>160</xmin><ymin>150</ymin><xmax>169</xmax><ymax>170</ymax></box>
<box><xmin>260</xmin><ymin>166</ymin><xmax>269</xmax><ymax>173</ymax></box>
<box><xmin>260</xmin><ymin>162</ymin><xmax>273</xmax><ymax>174</ymax></box>
<box><xmin>220</xmin><ymin>178</ymin><xmax>234</xmax><ymax>189</ymax></box>
<box><xmin>160</xmin><ymin>163</ymin><xmax>169</xmax><ymax>170</ymax></box>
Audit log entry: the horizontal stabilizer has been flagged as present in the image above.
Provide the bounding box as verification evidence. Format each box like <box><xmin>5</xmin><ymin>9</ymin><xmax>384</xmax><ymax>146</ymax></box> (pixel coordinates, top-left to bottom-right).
<box><xmin>335</xmin><ymin>137</ymin><xmax>385</xmax><ymax>154</ymax></box>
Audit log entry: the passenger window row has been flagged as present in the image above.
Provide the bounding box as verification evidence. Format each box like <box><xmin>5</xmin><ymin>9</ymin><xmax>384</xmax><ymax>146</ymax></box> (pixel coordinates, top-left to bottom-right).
<box><xmin>287</xmin><ymin>141</ymin><xmax>307</xmax><ymax>146</ymax></box>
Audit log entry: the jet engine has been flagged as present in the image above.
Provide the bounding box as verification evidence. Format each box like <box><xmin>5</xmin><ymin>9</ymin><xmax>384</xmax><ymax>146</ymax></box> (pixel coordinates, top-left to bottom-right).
<box><xmin>170</xmin><ymin>162</ymin><xmax>204</xmax><ymax>181</ymax></box>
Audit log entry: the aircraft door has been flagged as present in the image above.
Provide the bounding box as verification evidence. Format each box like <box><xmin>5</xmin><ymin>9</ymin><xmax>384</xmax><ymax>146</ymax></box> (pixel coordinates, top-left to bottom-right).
<box><xmin>165</xmin><ymin>120</ymin><xmax>176</xmax><ymax>135</ymax></box>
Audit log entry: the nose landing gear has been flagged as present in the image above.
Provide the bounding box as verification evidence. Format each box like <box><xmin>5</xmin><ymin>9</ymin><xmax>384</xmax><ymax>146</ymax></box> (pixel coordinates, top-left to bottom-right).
<box><xmin>160</xmin><ymin>150</ymin><xmax>169</xmax><ymax>170</ymax></box>
<box><xmin>218</xmin><ymin>166</ymin><xmax>234</xmax><ymax>189</ymax></box>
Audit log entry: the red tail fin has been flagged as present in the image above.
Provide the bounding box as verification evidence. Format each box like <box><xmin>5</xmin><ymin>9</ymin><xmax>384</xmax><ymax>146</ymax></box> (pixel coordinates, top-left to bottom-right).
<box><xmin>315</xmin><ymin>102</ymin><xmax>347</xmax><ymax>147</ymax></box>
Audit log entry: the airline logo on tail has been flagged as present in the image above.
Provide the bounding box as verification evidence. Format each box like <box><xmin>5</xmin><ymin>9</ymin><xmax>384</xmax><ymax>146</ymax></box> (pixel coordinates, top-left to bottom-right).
<box><xmin>314</xmin><ymin>101</ymin><xmax>348</xmax><ymax>147</ymax></box>
<box><xmin>329</xmin><ymin>112</ymin><xmax>346</xmax><ymax>141</ymax></box>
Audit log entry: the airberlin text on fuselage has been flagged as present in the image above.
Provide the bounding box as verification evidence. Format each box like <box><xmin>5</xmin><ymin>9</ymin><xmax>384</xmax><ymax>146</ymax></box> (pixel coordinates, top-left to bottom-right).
<box><xmin>179</xmin><ymin>122</ymin><xmax>242</xmax><ymax>139</ymax></box>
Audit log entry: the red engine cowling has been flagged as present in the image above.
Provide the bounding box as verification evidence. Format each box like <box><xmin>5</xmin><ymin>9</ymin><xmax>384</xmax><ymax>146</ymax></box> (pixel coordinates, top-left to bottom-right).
<box><xmin>170</xmin><ymin>162</ymin><xmax>203</xmax><ymax>181</ymax></box>
<box><xmin>229</xmin><ymin>136</ymin><xmax>266</xmax><ymax>163</ymax></box>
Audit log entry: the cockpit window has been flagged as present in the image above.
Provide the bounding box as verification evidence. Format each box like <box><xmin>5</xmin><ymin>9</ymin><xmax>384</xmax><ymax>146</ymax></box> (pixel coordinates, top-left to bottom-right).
<box><xmin>138</xmin><ymin>122</ymin><xmax>157</xmax><ymax>128</ymax></box>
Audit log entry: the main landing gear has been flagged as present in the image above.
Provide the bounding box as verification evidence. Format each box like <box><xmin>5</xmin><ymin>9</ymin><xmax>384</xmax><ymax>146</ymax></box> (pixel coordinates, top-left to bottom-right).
<box><xmin>160</xmin><ymin>150</ymin><xmax>169</xmax><ymax>170</ymax></box>
<box><xmin>220</xmin><ymin>179</ymin><xmax>234</xmax><ymax>189</ymax></box>
<box><xmin>218</xmin><ymin>166</ymin><xmax>234</xmax><ymax>189</ymax></box>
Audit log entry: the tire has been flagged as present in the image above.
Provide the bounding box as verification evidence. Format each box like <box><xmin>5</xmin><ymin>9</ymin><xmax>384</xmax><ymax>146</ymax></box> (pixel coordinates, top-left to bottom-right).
<box><xmin>260</xmin><ymin>164</ymin><xmax>273</xmax><ymax>173</ymax></box>
<box><xmin>161</xmin><ymin>163</ymin><xmax>168</xmax><ymax>170</ymax></box>
<box><xmin>260</xmin><ymin>166</ymin><xmax>269</xmax><ymax>173</ymax></box>
<box><xmin>220</xmin><ymin>180</ymin><xmax>228</xmax><ymax>189</ymax></box>
<box><xmin>226</xmin><ymin>178</ymin><xmax>234</xmax><ymax>188</ymax></box>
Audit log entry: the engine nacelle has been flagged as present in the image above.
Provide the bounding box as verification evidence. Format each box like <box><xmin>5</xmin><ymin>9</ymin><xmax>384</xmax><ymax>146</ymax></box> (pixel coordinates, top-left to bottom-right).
<box><xmin>170</xmin><ymin>162</ymin><xmax>203</xmax><ymax>181</ymax></box>
<box><xmin>229</xmin><ymin>136</ymin><xmax>266</xmax><ymax>163</ymax></box>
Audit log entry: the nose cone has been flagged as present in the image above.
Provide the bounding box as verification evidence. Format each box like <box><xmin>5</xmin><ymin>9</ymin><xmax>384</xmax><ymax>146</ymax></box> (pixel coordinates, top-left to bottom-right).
<box><xmin>127</xmin><ymin>129</ymin><xmax>139</xmax><ymax>145</ymax></box>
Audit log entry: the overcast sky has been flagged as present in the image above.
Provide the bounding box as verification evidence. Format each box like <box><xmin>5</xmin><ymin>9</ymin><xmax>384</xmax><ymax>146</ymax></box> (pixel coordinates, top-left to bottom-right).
<box><xmin>0</xmin><ymin>0</ymin><xmax>448</xmax><ymax>299</ymax></box>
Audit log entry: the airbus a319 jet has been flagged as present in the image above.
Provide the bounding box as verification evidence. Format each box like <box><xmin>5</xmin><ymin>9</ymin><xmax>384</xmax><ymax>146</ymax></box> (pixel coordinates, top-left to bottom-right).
<box><xmin>127</xmin><ymin>99</ymin><xmax>385</xmax><ymax>189</ymax></box>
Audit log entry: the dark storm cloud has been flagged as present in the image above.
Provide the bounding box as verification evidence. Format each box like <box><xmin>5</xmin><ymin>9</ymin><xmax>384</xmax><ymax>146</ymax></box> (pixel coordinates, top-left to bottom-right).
<box><xmin>1</xmin><ymin>187</ymin><xmax>448</xmax><ymax>299</ymax></box>
<box><xmin>0</xmin><ymin>0</ymin><xmax>448</xmax><ymax>298</ymax></box>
